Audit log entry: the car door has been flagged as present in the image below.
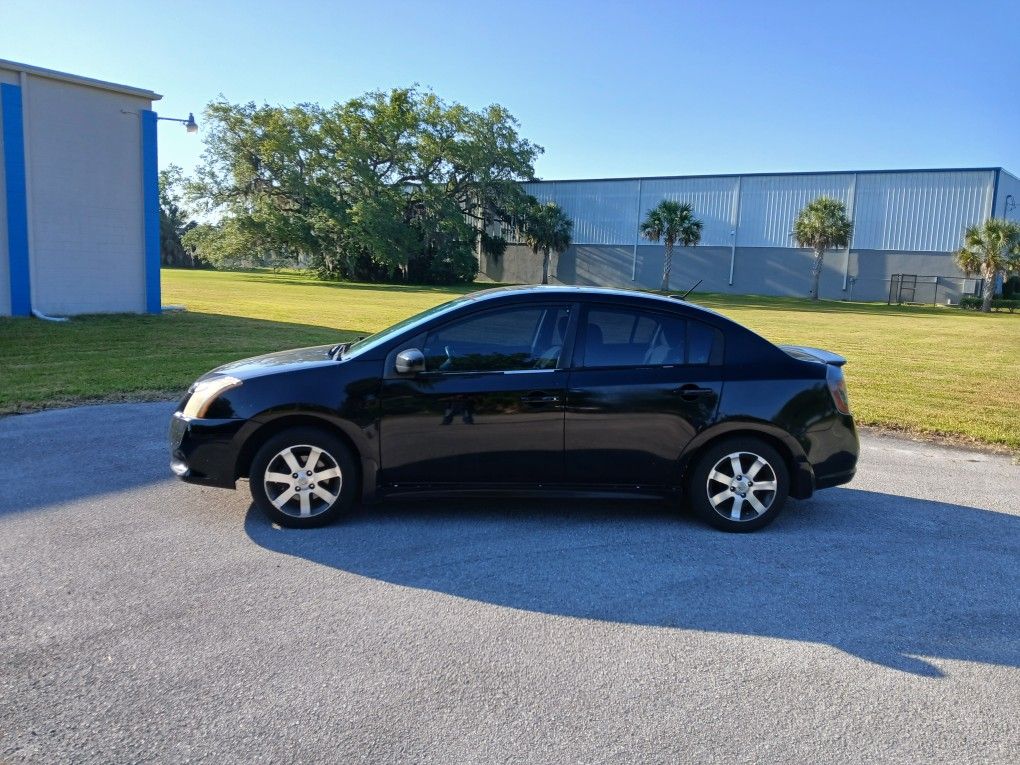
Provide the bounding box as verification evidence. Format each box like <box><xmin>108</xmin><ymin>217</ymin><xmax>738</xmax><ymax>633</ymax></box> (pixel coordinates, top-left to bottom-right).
<box><xmin>564</xmin><ymin>303</ymin><xmax>724</xmax><ymax>488</ymax></box>
<box><xmin>379</xmin><ymin>303</ymin><xmax>574</xmax><ymax>487</ymax></box>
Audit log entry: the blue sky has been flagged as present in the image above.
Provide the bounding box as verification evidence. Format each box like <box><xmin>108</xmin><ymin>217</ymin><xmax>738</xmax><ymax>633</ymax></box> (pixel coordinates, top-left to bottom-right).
<box><xmin>3</xmin><ymin>0</ymin><xmax>1018</xmax><ymax>180</ymax></box>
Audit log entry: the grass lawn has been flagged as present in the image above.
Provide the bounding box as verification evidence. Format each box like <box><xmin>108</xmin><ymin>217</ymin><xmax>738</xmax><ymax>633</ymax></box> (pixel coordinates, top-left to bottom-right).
<box><xmin>1</xmin><ymin>268</ymin><xmax>1017</xmax><ymax>451</ymax></box>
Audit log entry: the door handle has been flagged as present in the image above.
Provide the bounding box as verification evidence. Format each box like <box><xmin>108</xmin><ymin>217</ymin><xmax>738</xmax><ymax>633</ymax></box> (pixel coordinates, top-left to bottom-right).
<box><xmin>520</xmin><ymin>392</ymin><xmax>561</xmax><ymax>404</ymax></box>
<box><xmin>672</xmin><ymin>384</ymin><xmax>714</xmax><ymax>401</ymax></box>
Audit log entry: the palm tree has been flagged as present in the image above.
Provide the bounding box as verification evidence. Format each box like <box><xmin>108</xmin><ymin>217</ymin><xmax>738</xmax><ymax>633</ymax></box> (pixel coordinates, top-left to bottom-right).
<box><xmin>640</xmin><ymin>200</ymin><xmax>703</xmax><ymax>291</ymax></box>
<box><xmin>793</xmin><ymin>197</ymin><xmax>853</xmax><ymax>301</ymax></box>
<box><xmin>955</xmin><ymin>218</ymin><xmax>1020</xmax><ymax>312</ymax></box>
<box><xmin>523</xmin><ymin>200</ymin><xmax>573</xmax><ymax>285</ymax></box>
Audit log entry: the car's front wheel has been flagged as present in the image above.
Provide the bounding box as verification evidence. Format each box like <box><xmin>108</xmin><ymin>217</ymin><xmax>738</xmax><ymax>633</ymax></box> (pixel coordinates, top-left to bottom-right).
<box><xmin>249</xmin><ymin>427</ymin><xmax>357</xmax><ymax>528</ymax></box>
<box><xmin>688</xmin><ymin>437</ymin><xmax>789</xmax><ymax>532</ymax></box>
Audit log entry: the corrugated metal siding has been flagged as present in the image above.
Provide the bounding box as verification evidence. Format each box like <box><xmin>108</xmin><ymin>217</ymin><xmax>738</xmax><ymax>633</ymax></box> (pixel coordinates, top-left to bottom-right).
<box><xmin>736</xmin><ymin>174</ymin><xmax>852</xmax><ymax>247</ymax></box>
<box><xmin>852</xmin><ymin>171</ymin><xmax>994</xmax><ymax>251</ymax></box>
<box><xmin>523</xmin><ymin>179</ymin><xmax>640</xmax><ymax>245</ymax></box>
<box><xmin>523</xmin><ymin>169</ymin><xmax>999</xmax><ymax>252</ymax></box>
<box><xmin>639</xmin><ymin>177</ymin><xmax>738</xmax><ymax>246</ymax></box>
<box><xmin>996</xmin><ymin>170</ymin><xmax>1020</xmax><ymax>222</ymax></box>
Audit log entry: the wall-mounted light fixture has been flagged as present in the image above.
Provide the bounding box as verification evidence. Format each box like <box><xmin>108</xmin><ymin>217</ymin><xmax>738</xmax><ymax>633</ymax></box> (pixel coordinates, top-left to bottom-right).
<box><xmin>159</xmin><ymin>112</ymin><xmax>198</xmax><ymax>133</ymax></box>
<box><xmin>121</xmin><ymin>110</ymin><xmax>198</xmax><ymax>134</ymax></box>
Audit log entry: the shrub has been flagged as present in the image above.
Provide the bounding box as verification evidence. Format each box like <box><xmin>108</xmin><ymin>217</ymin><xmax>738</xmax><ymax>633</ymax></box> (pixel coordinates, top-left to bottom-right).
<box><xmin>959</xmin><ymin>295</ymin><xmax>1019</xmax><ymax>312</ymax></box>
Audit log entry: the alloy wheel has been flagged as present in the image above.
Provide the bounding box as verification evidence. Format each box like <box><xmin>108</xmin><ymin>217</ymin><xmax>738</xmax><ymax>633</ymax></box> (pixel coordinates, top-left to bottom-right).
<box><xmin>705</xmin><ymin>451</ymin><xmax>779</xmax><ymax>522</ymax></box>
<box><xmin>263</xmin><ymin>444</ymin><xmax>343</xmax><ymax>519</ymax></box>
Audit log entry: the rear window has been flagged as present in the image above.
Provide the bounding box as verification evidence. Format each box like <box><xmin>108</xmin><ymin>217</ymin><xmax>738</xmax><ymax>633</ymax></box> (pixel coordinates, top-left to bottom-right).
<box><xmin>582</xmin><ymin>307</ymin><xmax>723</xmax><ymax>368</ymax></box>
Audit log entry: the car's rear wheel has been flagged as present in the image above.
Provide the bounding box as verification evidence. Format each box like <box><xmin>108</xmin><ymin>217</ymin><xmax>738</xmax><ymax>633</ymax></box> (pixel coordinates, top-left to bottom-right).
<box><xmin>249</xmin><ymin>427</ymin><xmax>357</xmax><ymax>528</ymax></box>
<box><xmin>688</xmin><ymin>437</ymin><xmax>789</xmax><ymax>532</ymax></box>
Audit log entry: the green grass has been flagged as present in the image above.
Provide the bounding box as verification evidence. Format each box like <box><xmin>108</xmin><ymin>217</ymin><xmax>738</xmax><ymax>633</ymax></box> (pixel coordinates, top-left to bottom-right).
<box><xmin>1</xmin><ymin>268</ymin><xmax>1017</xmax><ymax>450</ymax></box>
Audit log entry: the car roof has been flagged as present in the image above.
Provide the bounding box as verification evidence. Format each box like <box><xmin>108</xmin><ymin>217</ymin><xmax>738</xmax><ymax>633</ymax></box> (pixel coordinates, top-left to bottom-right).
<box><xmin>466</xmin><ymin>284</ymin><xmax>725</xmax><ymax>319</ymax></box>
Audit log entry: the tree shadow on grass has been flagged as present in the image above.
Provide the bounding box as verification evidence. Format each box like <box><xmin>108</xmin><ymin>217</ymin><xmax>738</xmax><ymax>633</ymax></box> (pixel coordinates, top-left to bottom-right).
<box><xmin>228</xmin><ymin>273</ymin><xmax>497</xmax><ymax>295</ymax></box>
<box><xmin>692</xmin><ymin>293</ymin><xmax>981</xmax><ymax>319</ymax></box>
<box><xmin>0</xmin><ymin>312</ymin><xmax>369</xmax><ymax>416</ymax></box>
<box><xmin>246</xmin><ymin>488</ymin><xmax>1019</xmax><ymax>677</ymax></box>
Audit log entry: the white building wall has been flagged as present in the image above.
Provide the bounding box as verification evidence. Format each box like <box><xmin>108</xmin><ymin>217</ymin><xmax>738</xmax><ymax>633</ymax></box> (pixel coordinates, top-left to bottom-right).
<box><xmin>995</xmin><ymin>170</ymin><xmax>1020</xmax><ymax>222</ymax></box>
<box><xmin>22</xmin><ymin>77</ymin><xmax>151</xmax><ymax>315</ymax></box>
<box><xmin>524</xmin><ymin>169</ymin><xmax>999</xmax><ymax>253</ymax></box>
<box><xmin>736</xmin><ymin>174</ymin><xmax>853</xmax><ymax>247</ymax></box>
<box><xmin>525</xmin><ymin>179</ymin><xmax>641</xmax><ymax>245</ymax></box>
<box><xmin>852</xmin><ymin>170</ymin><xmax>994</xmax><ymax>251</ymax></box>
<box><xmin>640</xmin><ymin>176</ymin><xmax>738</xmax><ymax>246</ymax></box>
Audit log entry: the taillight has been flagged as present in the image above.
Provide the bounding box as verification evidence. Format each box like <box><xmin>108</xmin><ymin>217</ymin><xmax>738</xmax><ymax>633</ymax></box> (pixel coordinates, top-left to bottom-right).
<box><xmin>826</xmin><ymin>364</ymin><xmax>851</xmax><ymax>415</ymax></box>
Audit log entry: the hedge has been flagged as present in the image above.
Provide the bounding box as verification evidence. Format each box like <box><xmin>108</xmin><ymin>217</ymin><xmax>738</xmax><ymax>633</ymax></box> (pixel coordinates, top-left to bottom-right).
<box><xmin>959</xmin><ymin>296</ymin><xmax>1020</xmax><ymax>312</ymax></box>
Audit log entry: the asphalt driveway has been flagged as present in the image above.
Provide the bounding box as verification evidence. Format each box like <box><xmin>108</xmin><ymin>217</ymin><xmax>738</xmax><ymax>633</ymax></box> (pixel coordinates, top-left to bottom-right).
<box><xmin>1</xmin><ymin>402</ymin><xmax>1018</xmax><ymax>763</ymax></box>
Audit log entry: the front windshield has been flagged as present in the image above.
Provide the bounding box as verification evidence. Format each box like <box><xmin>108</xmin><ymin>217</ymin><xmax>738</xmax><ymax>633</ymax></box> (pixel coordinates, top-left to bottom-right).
<box><xmin>341</xmin><ymin>295</ymin><xmax>475</xmax><ymax>360</ymax></box>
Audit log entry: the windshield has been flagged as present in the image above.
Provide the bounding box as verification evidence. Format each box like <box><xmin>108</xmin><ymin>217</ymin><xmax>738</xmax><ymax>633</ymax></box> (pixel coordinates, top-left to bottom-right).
<box><xmin>341</xmin><ymin>295</ymin><xmax>475</xmax><ymax>360</ymax></box>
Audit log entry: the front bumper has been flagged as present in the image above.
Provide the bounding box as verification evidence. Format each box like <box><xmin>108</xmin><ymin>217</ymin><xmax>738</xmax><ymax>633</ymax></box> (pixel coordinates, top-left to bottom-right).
<box><xmin>169</xmin><ymin>411</ymin><xmax>245</xmax><ymax>488</ymax></box>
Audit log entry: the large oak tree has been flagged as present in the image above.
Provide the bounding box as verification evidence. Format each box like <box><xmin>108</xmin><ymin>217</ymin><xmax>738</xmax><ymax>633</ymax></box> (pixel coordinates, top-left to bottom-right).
<box><xmin>188</xmin><ymin>89</ymin><xmax>541</xmax><ymax>283</ymax></box>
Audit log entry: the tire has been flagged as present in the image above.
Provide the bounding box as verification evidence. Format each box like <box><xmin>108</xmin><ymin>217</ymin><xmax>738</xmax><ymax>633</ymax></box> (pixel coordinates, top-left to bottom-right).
<box><xmin>687</xmin><ymin>437</ymin><xmax>789</xmax><ymax>532</ymax></box>
<box><xmin>249</xmin><ymin>427</ymin><xmax>358</xmax><ymax>528</ymax></box>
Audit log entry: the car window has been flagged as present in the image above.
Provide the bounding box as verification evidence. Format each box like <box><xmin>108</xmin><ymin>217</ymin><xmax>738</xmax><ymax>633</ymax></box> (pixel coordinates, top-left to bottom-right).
<box><xmin>687</xmin><ymin>320</ymin><xmax>718</xmax><ymax>365</ymax></box>
<box><xmin>342</xmin><ymin>295</ymin><xmax>472</xmax><ymax>360</ymax></box>
<box><xmin>582</xmin><ymin>307</ymin><xmax>722</xmax><ymax>368</ymax></box>
<box><xmin>423</xmin><ymin>305</ymin><xmax>570</xmax><ymax>373</ymax></box>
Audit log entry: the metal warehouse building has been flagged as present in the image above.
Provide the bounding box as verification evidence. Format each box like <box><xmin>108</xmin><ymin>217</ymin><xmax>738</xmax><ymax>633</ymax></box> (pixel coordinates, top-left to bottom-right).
<box><xmin>1</xmin><ymin>60</ymin><xmax>161</xmax><ymax>317</ymax></box>
<box><xmin>484</xmin><ymin>168</ymin><xmax>1020</xmax><ymax>302</ymax></box>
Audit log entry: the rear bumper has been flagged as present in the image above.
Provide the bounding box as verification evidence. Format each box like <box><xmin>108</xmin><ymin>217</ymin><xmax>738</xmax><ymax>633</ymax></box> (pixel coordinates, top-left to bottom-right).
<box><xmin>796</xmin><ymin>414</ymin><xmax>859</xmax><ymax>498</ymax></box>
<box><xmin>169</xmin><ymin>411</ymin><xmax>244</xmax><ymax>489</ymax></box>
<box><xmin>815</xmin><ymin>467</ymin><xmax>856</xmax><ymax>490</ymax></box>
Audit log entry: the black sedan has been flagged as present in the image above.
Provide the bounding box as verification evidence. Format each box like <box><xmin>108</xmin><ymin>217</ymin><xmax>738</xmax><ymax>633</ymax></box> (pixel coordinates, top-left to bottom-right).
<box><xmin>170</xmin><ymin>286</ymin><xmax>858</xmax><ymax>532</ymax></box>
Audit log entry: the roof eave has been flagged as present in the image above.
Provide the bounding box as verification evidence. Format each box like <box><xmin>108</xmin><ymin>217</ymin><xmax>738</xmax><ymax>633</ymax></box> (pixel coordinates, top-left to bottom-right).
<box><xmin>0</xmin><ymin>58</ymin><xmax>162</xmax><ymax>101</ymax></box>
<box><xmin>525</xmin><ymin>167</ymin><xmax>1008</xmax><ymax>185</ymax></box>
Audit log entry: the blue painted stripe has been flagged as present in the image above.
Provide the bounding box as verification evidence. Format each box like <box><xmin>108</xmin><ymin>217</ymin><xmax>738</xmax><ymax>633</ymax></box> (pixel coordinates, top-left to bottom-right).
<box><xmin>141</xmin><ymin>109</ymin><xmax>161</xmax><ymax>313</ymax></box>
<box><xmin>2</xmin><ymin>83</ymin><xmax>31</xmax><ymax>317</ymax></box>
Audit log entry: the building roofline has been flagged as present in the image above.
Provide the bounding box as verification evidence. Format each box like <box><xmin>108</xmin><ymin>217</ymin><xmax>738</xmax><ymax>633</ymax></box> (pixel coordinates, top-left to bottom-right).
<box><xmin>0</xmin><ymin>59</ymin><xmax>162</xmax><ymax>101</ymax></box>
<box><xmin>525</xmin><ymin>167</ymin><xmax>1009</xmax><ymax>184</ymax></box>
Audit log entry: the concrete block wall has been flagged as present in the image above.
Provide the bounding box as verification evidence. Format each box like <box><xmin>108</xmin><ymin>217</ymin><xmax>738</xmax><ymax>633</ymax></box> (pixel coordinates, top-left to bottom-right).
<box><xmin>0</xmin><ymin>60</ymin><xmax>160</xmax><ymax>316</ymax></box>
<box><xmin>485</xmin><ymin>244</ymin><xmax>967</xmax><ymax>303</ymax></box>
<box><xmin>25</xmin><ymin>78</ymin><xmax>152</xmax><ymax>315</ymax></box>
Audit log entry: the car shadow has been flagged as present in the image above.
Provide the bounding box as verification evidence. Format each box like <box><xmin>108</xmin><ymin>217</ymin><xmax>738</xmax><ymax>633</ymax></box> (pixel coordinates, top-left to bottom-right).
<box><xmin>0</xmin><ymin>402</ymin><xmax>181</xmax><ymax>517</ymax></box>
<box><xmin>244</xmin><ymin>488</ymin><xmax>1019</xmax><ymax>677</ymax></box>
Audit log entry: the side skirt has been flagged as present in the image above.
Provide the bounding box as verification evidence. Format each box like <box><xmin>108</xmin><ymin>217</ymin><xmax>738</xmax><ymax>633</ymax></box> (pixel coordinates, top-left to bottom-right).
<box><xmin>373</xmin><ymin>483</ymin><xmax>677</xmax><ymax>503</ymax></box>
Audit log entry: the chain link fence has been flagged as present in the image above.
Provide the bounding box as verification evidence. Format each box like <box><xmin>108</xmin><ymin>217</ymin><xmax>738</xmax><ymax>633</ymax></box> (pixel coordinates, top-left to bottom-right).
<box><xmin>866</xmin><ymin>275</ymin><xmax>984</xmax><ymax>306</ymax></box>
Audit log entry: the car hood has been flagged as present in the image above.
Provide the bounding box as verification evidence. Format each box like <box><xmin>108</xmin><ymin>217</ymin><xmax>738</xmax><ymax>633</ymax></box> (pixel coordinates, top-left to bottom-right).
<box><xmin>204</xmin><ymin>345</ymin><xmax>338</xmax><ymax>381</ymax></box>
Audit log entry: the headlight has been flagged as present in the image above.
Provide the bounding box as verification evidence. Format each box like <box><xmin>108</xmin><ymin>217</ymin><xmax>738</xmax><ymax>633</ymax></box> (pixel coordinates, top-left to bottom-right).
<box><xmin>182</xmin><ymin>375</ymin><xmax>242</xmax><ymax>419</ymax></box>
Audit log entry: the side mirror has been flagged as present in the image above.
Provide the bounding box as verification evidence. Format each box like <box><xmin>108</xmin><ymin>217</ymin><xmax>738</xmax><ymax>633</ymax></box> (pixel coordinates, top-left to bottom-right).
<box><xmin>394</xmin><ymin>348</ymin><xmax>426</xmax><ymax>375</ymax></box>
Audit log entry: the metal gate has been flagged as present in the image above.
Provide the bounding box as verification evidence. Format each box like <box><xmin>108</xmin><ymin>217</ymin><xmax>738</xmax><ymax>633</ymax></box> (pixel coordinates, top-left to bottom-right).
<box><xmin>888</xmin><ymin>274</ymin><xmax>982</xmax><ymax>305</ymax></box>
<box><xmin>888</xmin><ymin>274</ymin><xmax>918</xmax><ymax>304</ymax></box>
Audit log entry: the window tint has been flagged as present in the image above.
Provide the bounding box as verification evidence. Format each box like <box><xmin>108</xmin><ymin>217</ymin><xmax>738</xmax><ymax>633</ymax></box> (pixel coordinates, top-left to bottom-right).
<box><xmin>687</xmin><ymin>321</ymin><xmax>717</xmax><ymax>365</ymax></box>
<box><xmin>424</xmin><ymin>306</ymin><xmax>570</xmax><ymax>373</ymax></box>
<box><xmin>583</xmin><ymin>307</ymin><xmax>722</xmax><ymax>367</ymax></box>
<box><xmin>593</xmin><ymin>310</ymin><xmax>657</xmax><ymax>345</ymax></box>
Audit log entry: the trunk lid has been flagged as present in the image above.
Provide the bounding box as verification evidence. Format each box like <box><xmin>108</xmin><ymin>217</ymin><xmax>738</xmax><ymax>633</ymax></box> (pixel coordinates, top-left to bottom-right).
<box><xmin>779</xmin><ymin>345</ymin><xmax>847</xmax><ymax>367</ymax></box>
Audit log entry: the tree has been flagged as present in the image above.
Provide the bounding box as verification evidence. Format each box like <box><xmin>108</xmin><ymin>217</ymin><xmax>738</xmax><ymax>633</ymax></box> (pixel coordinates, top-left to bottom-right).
<box><xmin>159</xmin><ymin>164</ymin><xmax>196</xmax><ymax>266</ymax></box>
<box><xmin>522</xmin><ymin>200</ymin><xmax>573</xmax><ymax>284</ymax></box>
<box><xmin>188</xmin><ymin>89</ymin><xmax>541</xmax><ymax>284</ymax></box>
<box><xmin>181</xmin><ymin>219</ymin><xmax>288</xmax><ymax>270</ymax></box>
<box><xmin>955</xmin><ymin>218</ymin><xmax>1020</xmax><ymax>312</ymax></box>
<box><xmin>640</xmin><ymin>200</ymin><xmax>703</xmax><ymax>291</ymax></box>
<box><xmin>793</xmin><ymin>196</ymin><xmax>853</xmax><ymax>301</ymax></box>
